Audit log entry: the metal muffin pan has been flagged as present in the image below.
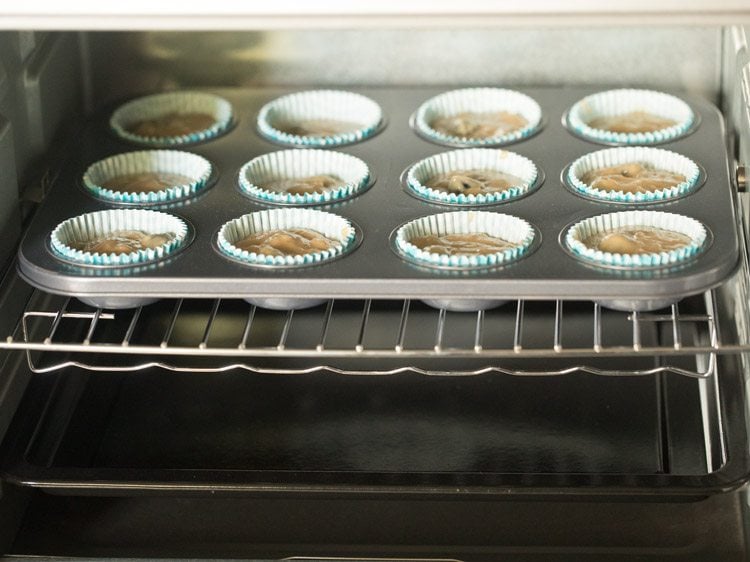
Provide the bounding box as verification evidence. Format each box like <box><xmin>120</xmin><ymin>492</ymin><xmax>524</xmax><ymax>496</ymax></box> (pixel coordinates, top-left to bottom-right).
<box><xmin>17</xmin><ymin>87</ymin><xmax>740</xmax><ymax>311</ymax></box>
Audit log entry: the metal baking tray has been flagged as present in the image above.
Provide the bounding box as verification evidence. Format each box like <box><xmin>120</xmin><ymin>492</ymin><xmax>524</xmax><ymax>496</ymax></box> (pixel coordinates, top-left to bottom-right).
<box><xmin>17</xmin><ymin>87</ymin><xmax>740</xmax><ymax>310</ymax></box>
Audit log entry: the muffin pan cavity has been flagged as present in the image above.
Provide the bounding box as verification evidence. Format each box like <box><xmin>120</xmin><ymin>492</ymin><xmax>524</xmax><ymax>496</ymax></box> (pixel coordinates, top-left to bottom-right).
<box><xmin>110</xmin><ymin>92</ymin><xmax>234</xmax><ymax>147</ymax></box>
<box><xmin>257</xmin><ymin>90</ymin><xmax>384</xmax><ymax>148</ymax></box>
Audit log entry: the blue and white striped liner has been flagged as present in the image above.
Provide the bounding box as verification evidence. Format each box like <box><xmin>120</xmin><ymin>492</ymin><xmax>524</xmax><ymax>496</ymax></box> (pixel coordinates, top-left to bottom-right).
<box><xmin>565</xmin><ymin>210</ymin><xmax>707</xmax><ymax>268</ymax></box>
<box><xmin>257</xmin><ymin>90</ymin><xmax>383</xmax><ymax>148</ymax></box>
<box><xmin>218</xmin><ymin>208</ymin><xmax>356</xmax><ymax>267</ymax></box>
<box><xmin>567</xmin><ymin>89</ymin><xmax>694</xmax><ymax>146</ymax></box>
<box><xmin>239</xmin><ymin>149</ymin><xmax>370</xmax><ymax>206</ymax></box>
<box><xmin>83</xmin><ymin>150</ymin><xmax>212</xmax><ymax>204</ymax></box>
<box><xmin>567</xmin><ymin>147</ymin><xmax>700</xmax><ymax>204</ymax></box>
<box><xmin>110</xmin><ymin>92</ymin><xmax>233</xmax><ymax>147</ymax></box>
<box><xmin>395</xmin><ymin>211</ymin><xmax>535</xmax><ymax>269</ymax></box>
<box><xmin>414</xmin><ymin>88</ymin><xmax>542</xmax><ymax>147</ymax></box>
<box><xmin>406</xmin><ymin>148</ymin><xmax>538</xmax><ymax>206</ymax></box>
<box><xmin>51</xmin><ymin>209</ymin><xmax>188</xmax><ymax>267</ymax></box>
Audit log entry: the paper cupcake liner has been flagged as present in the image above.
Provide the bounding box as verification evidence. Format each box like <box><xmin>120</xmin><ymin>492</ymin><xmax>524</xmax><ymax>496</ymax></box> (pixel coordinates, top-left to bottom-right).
<box><xmin>83</xmin><ymin>150</ymin><xmax>213</xmax><ymax>204</ymax></box>
<box><xmin>239</xmin><ymin>149</ymin><xmax>370</xmax><ymax>206</ymax></box>
<box><xmin>395</xmin><ymin>211</ymin><xmax>535</xmax><ymax>269</ymax></box>
<box><xmin>565</xmin><ymin>210</ymin><xmax>707</xmax><ymax>268</ymax></box>
<box><xmin>218</xmin><ymin>208</ymin><xmax>356</xmax><ymax>267</ymax></box>
<box><xmin>257</xmin><ymin>90</ymin><xmax>383</xmax><ymax>148</ymax></box>
<box><xmin>566</xmin><ymin>147</ymin><xmax>701</xmax><ymax>204</ymax></box>
<box><xmin>413</xmin><ymin>88</ymin><xmax>543</xmax><ymax>147</ymax></box>
<box><xmin>567</xmin><ymin>89</ymin><xmax>695</xmax><ymax>145</ymax></box>
<box><xmin>110</xmin><ymin>92</ymin><xmax>233</xmax><ymax>146</ymax></box>
<box><xmin>406</xmin><ymin>148</ymin><xmax>539</xmax><ymax>206</ymax></box>
<box><xmin>51</xmin><ymin>209</ymin><xmax>188</xmax><ymax>267</ymax></box>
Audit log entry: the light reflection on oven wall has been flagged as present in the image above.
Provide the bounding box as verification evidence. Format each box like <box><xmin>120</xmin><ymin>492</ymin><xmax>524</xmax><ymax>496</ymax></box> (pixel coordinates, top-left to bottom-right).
<box><xmin>86</xmin><ymin>28</ymin><xmax>720</xmax><ymax>108</ymax></box>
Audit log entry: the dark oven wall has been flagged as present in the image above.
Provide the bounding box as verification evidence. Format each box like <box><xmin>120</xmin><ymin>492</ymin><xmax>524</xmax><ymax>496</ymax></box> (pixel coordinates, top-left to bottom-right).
<box><xmin>0</xmin><ymin>31</ymin><xmax>84</xmax><ymax>269</ymax></box>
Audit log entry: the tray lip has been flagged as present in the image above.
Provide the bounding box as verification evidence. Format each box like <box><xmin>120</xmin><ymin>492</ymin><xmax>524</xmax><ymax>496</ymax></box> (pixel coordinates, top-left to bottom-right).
<box><xmin>17</xmin><ymin>247</ymin><xmax>741</xmax><ymax>302</ymax></box>
<box><xmin>15</xmin><ymin>86</ymin><xmax>742</xmax><ymax>306</ymax></box>
<box><xmin>2</xmin><ymin>417</ymin><xmax>747</xmax><ymax>498</ymax></box>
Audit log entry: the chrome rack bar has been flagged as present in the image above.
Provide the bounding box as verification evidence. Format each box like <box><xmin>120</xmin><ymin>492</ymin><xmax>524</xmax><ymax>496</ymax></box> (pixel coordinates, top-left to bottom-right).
<box><xmin>6</xmin><ymin>342</ymin><xmax>744</xmax><ymax>358</ymax></box>
<box><xmin>703</xmin><ymin>289</ymin><xmax>727</xmax><ymax>469</ymax></box>
<box><xmin>355</xmin><ymin>299</ymin><xmax>371</xmax><ymax>353</ymax></box>
<box><xmin>632</xmin><ymin>310</ymin><xmax>642</xmax><ymax>351</ymax></box>
<box><xmin>671</xmin><ymin>303</ymin><xmax>682</xmax><ymax>350</ymax></box>
<box><xmin>199</xmin><ymin>299</ymin><xmax>222</xmax><ymax>349</ymax></box>
<box><xmin>636</xmin><ymin>313</ymin><xmax>711</xmax><ymax>322</ymax></box>
<box><xmin>277</xmin><ymin>310</ymin><xmax>294</xmax><ymax>351</ymax></box>
<box><xmin>395</xmin><ymin>299</ymin><xmax>410</xmax><ymax>353</ymax></box>
<box><xmin>122</xmin><ymin>306</ymin><xmax>142</xmax><ymax>347</ymax></box>
<box><xmin>160</xmin><ymin>299</ymin><xmax>183</xmax><ymax>348</ymax></box>
<box><xmin>44</xmin><ymin>297</ymin><xmax>70</xmax><ymax>344</ymax></box>
<box><xmin>238</xmin><ymin>304</ymin><xmax>257</xmax><ymax>350</ymax></box>
<box><xmin>554</xmin><ymin>300</ymin><xmax>563</xmax><ymax>352</ymax></box>
<box><xmin>316</xmin><ymin>300</ymin><xmax>335</xmax><ymax>351</ymax></box>
<box><xmin>474</xmin><ymin>310</ymin><xmax>484</xmax><ymax>352</ymax></box>
<box><xmin>82</xmin><ymin>308</ymin><xmax>102</xmax><ymax>345</ymax></box>
<box><xmin>514</xmin><ymin>300</ymin><xmax>524</xmax><ymax>352</ymax></box>
<box><xmin>434</xmin><ymin>308</ymin><xmax>447</xmax><ymax>352</ymax></box>
<box><xmin>593</xmin><ymin>302</ymin><xmax>602</xmax><ymax>352</ymax></box>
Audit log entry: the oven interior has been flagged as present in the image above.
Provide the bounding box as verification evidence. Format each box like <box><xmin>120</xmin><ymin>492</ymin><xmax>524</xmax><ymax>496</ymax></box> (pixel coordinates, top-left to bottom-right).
<box><xmin>0</xmin><ymin>25</ymin><xmax>749</xmax><ymax>559</ymax></box>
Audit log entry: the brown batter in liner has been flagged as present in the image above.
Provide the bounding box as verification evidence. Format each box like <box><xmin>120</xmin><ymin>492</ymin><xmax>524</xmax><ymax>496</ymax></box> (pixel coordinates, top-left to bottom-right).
<box><xmin>127</xmin><ymin>112</ymin><xmax>216</xmax><ymax>138</ymax></box>
<box><xmin>424</xmin><ymin>169</ymin><xmax>525</xmax><ymax>195</ymax></box>
<box><xmin>102</xmin><ymin>172</ymin><xmax>194</xmax><ymax>193</ymax></box>
<box><xmin>580</xmin><ymin>162</ymin><xmax>685</xmax><ymax>194</ymax></box>
<box><xmin>70</xmin><ymin>230</ymin><xmax>175</xmax><ymax>254</ymax></box>
<box><xmin>279</xmin><ymin>119</ymin><xmax>363</xmax><ymax>137</ymax></box>
<box><xmin>430</xmin><ymin>111</ymin><xmax>528</xmax><ymax>139</ymax></box>
<box><xmin>234</xmin><ymin>228</ymin><xmax>337</xmax><ymax>256</ymax></box>
<box><xmin>262</xmin><ymin>175</ymin><xmax>344</xmax><ymax>196</ymax></box>
<box><xmin>583</xmin><ymin>226</ymin><xmax>692</xmax><ymax>255</ymax></box>
<box><xmin>587</xmin><ymin>111</ymin><xmax>677</xmax><ymax>134</ymax></box>
<box><xmin>410</xmin><ymin>232</ymin><xmax>517</xmax><ymax>255</ymax></box>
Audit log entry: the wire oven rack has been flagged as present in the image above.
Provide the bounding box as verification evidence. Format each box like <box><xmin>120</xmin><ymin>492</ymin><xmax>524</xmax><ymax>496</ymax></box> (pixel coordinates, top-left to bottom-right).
<box><xmin>0</xmin><ymin>277</ymin><xmax>739</xmax><ymax>377</ymax></box>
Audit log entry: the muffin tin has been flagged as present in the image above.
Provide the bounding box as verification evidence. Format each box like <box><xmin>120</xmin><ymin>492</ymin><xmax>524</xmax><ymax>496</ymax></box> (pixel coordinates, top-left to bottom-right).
<box><xmin>17</xmin><ymin>87</ymin><xmax>740</xmax><ymax>311</ymax></box>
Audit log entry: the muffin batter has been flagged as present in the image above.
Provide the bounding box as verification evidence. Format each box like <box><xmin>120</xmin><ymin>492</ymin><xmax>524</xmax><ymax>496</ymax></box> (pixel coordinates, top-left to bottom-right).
<box><xmin>410</xmin><ymin>232</ymin><xmax>516</xmax><ymax>255</ymax></box>
<box><xmin>584</xmin><ymin>226</ymin><xmax>692</xmax><ymax>254</ymax></box>
<box><xmin>424</xmin><ymin>169</ymin><xmax>524</xmax><ymax>195</ymax></box>
<box><xmin>262</xmin><ymin>175</ymin><xmax>344</xmax><ymax>196</ymax></box>
<box><xmin>71</xmin><ymin>230</ymin><xmax>175</xmax><ymax>254</ymax></box>
<box><xmin>102</xmin><ymin>172</ymin><xmax>194</xmax><ymax>193</ymax></box>
<box><xmin>429</xmin><ymin>111</ymin><xmax>528</xmax><ymax>139</ymax></box>
<box><xmin>281</xmin><ymin>119</ymin><xmax>363</xmax><ymax>137</ymax></box>
<box><xmin>580</xmin><ymin>162</ymin><xmax>685</xmax><ymax>193</ymax></box>
<box><xmin>587</xmin><ymin>111</ymin><xmax>677</xmax><ymax>134</ymax></box>
<box><xmin>127</xmin><ymin>112</ymin><xmax>216</xmax><ymax>138</ymax></box>
<box><xmin>234</xmin><ymin>228</ymin><xmax>336</xmax><ymax>256</ymax></box>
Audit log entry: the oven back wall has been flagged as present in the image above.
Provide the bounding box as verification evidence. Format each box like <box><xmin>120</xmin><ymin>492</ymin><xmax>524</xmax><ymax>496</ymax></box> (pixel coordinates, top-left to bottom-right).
<box><xmin>86</xmin><ymin>28</ymin><xmax>722</xmax><ymax>107</ymax></box>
